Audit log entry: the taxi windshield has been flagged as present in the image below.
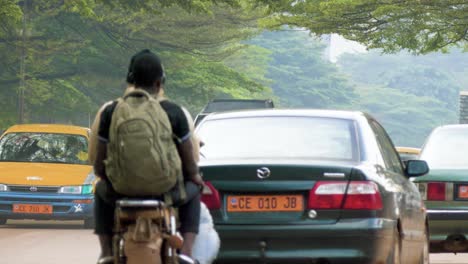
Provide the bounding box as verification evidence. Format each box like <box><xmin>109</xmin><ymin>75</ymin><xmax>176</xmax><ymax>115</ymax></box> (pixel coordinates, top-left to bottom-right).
<box><xmin>0</xmin><ymin>133</ymin><xmax>88</xmax><ymax>165</ymax></box>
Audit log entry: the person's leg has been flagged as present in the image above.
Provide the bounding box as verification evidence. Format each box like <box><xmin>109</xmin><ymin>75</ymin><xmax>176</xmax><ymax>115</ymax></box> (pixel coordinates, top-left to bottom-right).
<box><xmin>175</xmin><ymin>182</ymin><xmax>201</xmax><ymax>258</ymax></box>
<box><xmin>94</xmin><ymin>180</ymin><xmax>118</xmax><ymax>258</ymax></box>
<box><xmin>98</xmin><ymin>235</ymin><xmax>112</xmax><ymax>258</ymax></box>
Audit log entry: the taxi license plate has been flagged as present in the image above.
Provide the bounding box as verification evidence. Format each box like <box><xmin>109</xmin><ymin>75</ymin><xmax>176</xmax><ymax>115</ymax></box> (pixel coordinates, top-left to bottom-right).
<box><xmin>13</xmin><ymin>204</ymin><xmax>53</xmax><ymax>214</ymax></box>
<box><xmin>227</xmin><ymin>195</ymin><xmax>303</xmax><ymax>212</ymax></box>
<box><xmin>459</xmin><ymin>186</ymin><xmax>468</xmax><ymax>199</ymax></box>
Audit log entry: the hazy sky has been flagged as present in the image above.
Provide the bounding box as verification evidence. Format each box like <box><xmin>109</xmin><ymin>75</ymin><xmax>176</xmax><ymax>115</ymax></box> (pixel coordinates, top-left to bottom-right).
<box><xmin>327</xmin><ymin>34</ymin><xmax>367</xmax><ymax>63</ymax></box>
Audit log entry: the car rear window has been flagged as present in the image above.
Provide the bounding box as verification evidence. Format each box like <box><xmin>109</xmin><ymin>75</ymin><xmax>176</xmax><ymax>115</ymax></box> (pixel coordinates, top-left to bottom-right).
<box><xmin>203</xmin><ymin>100</ymin><xmax>273</xmax><ymax>112</ymax></box>
<box><xmin>420</xmin><ymin>128</ymin><xmax>468</xmax><ymax>169</ymax></box>
<box><xmin>0</xmin><ymin>133</ymin><xmax>88</xmax><ymax>165</ymax></box>
<box><xmin>197</xmin><ymin>116</ymin><xmax>358</xmax><ymax>161</ymax></box>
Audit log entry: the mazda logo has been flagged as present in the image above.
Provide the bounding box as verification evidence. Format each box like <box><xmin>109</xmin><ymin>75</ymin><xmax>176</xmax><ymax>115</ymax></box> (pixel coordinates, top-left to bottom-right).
<box><xmin>29</xmin><ymin>186</ymin><xmax>38</xmax><ymax>192</ymax></box>
<box><xmin>257</xmin><ymin>167</ymin><xmax>271</xmax><ymax>179</ymax></box>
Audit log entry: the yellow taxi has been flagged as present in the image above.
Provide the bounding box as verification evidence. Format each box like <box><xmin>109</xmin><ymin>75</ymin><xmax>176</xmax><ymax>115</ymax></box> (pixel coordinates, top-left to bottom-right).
<box><xmin>0</xmin><ymin>124</ymin><xmax>95</xmax><ymax>228</ymax></box>
<box><xmin>396</xmin><ymin>146</ymin><xmax>421</xmax><ymax>163</ymax></box>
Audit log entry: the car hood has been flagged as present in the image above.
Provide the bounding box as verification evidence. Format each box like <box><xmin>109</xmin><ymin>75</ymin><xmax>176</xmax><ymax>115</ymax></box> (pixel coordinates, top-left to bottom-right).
<box><xmin>413</xmin><ymin>168</ymin><xmax>468</xmax><ymax>182</ymax></box>
<box><xmin>0</xmin><ymin>162</ymin><xmax>92</xmax><ymax>186</ymax></box>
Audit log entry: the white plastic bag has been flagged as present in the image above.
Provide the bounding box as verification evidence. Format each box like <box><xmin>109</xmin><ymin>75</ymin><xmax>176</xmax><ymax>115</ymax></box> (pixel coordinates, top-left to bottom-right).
<box><xmin>192</xmin><ymin>203</ymin><xmax>220</xmax><ymax>264</ymax></box>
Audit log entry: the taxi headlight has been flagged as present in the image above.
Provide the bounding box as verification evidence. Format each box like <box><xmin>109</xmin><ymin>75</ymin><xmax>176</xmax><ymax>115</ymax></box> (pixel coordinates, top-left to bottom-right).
<box><xmin>58</xmin><ymin>185</ymin><xmax>93</xmax><ymax>195</ymax></box>
<box><xmin>0</xmin><ymin>184</ymin><xmax>8</xmax><ymax>192</ymax></box>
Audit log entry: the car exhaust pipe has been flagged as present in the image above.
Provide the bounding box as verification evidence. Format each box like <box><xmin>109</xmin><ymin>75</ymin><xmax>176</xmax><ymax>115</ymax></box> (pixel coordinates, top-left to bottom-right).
<box><xmin>443</xmin><ymin>234</ymin><xmax>468</xmax><ymax>252</ymax></box>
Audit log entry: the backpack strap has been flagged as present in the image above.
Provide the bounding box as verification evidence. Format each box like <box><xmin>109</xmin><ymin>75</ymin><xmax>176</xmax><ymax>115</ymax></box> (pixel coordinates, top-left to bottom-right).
<box><xmin>154</xmin><ymin>97</ymin><xmax>183</xmax><ymax>143</ymax></box>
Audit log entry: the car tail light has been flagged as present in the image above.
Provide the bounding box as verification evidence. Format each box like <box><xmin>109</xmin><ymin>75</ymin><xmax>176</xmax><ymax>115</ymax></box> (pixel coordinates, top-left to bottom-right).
<box><xmin>201</xmin><ymin>181</ymin><xmax>221</xmax><ymax>210</ymax></box>
<box><xmin>308</xmin><ymin>181</ymin><xmax>347</xmax><ymax>209</ymax></box>
<box><xmin>427</xmin><ymin>182</ymin><xmax>446</xmax><ymax>201</ymax></box>
<box><xmin>342</xmin><ymin>182</ymin><xmax>382</xmax><ymax>210</ymax></box>
<box><xmin>308</xmin><ymin>181</ymin><xmax>382</xmax><ymax>210</ymax></box>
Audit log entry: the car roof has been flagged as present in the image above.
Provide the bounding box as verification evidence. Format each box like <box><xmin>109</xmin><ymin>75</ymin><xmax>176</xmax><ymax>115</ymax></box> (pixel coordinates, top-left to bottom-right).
<box><xmin>200</xmin><ymin>98</ymin><xmax>274</xmax><ymax>113</ymax></box>
<box><xmin>201</xmin><ymin>109</ymin><xmax>367</xmax><ymax>122</ymax></box>
<box><xmin>209</xmin><ymin>99</ymin><xmax>273</xmax><ymax>103</ymax></box>
<box><xmin>434</xmin><ymin>124</ymin><xmax>468</xmax><ymax>131</ymax></box>
<box><xmin>396</xmin><ymin>146</ymin><xmax>420</xmax><ymax>154</ymax></box>
<box><xmin>3</xmin><ymin>124</ymin><xmax>89</xmax><ymax>137</ymax></box>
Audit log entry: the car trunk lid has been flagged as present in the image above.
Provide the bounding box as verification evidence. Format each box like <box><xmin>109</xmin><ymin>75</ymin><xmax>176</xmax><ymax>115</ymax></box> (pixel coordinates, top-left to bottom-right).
<box><xmin>200</xmin><ymin>159</ymin><xmax>356</xmax><ymax>225</ymax></box>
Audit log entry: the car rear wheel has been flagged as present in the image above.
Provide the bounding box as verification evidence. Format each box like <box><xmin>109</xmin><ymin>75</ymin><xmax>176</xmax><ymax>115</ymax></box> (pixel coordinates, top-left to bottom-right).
<box><xmin>388</xmin><ymin>227</ymin><xmax>401</xmax><ymax>264</ymax></box>
<box><xmin>0</xmin><ymin>218</ymin><xmax>6</xmax><ymax>225</ymax></box>
<box><xmin>83</xmin><ymin>218</ymin><xmax>95</xmax><ymax>229</ymax></box>
<box><xmin>419</xmin><ymin>226</ymin><xmax>430</xmax><ymax>264</ymax></box>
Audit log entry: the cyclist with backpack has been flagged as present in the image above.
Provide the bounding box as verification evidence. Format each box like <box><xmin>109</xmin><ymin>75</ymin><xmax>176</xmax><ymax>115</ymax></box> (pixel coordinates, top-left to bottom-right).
<box><xmin>93</xmin><ymin>50</ymin><xmax>203</xmax><ymax>263</ymax></box>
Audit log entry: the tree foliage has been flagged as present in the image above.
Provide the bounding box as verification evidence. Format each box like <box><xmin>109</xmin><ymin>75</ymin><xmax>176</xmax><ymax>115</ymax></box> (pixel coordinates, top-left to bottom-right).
<box><xmin>353</xmin><ymin>85</ymin><xmax>457</xmax><ymax>147</ymax></box>
<box><xmin>0</xmin><ymin>0</ymin><xmax>269</xmax><ymax>127</ymax></box>
<box><xmin>339</xmin><ymin>50</ymin><xmax>466</xmax><ymax>146</ymax></box>
<box><xmin>257</xmin><ymin>0</ymin><xmax>468</xmax><ymax>54</ymax></box>
<box><xmin>1</xmin><ymin>0</ymin><xmax>466</xmax><ymax>149</ymax></box>
<box><xmin>247</xmin><ymin>30</ymin><xmax>356</xmax><ymax>108</ymax></box>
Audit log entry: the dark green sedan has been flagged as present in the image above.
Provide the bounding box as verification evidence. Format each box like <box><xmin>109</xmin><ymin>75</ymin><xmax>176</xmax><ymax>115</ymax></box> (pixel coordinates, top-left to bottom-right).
<box><xmin>413</xmin><ymin>125</ymin><xmax>468</xmax><ymax>253</ymax></box>
<box><xmin>196</xmin><ymin>109</ymin><xmax>430</xmax><ymax>264</ymax></box>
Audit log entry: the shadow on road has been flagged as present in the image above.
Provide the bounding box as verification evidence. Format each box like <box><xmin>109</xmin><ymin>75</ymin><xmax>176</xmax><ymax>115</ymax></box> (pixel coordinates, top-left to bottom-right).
<box><xmin>0</xmin><ymin>220</ymin><xmax>86</xmax><ymax>230</ymax></box>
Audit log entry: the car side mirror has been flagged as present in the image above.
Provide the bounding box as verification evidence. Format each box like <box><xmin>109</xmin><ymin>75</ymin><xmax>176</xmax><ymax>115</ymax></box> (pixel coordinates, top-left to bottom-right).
<box><xmin>405</xmin><ymin>160</ymin><xmax>429</xmax><ymax>177</ymax></box>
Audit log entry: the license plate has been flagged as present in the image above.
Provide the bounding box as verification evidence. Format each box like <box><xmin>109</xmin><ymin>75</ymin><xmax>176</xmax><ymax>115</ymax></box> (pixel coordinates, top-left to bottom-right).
<box><xmin>459</xmin><ymin>186</ymin><xmax>468</xmax><ymax>198</ymax></box>
<box><xmin>227</xmin><ymin>195</ymin><xmax>303</xmax><ymax>212</ymax></box>
<box><xmin>13</xmin><ymin>204</ymin><xmax>53</xmax><ymax>214</ymax></box>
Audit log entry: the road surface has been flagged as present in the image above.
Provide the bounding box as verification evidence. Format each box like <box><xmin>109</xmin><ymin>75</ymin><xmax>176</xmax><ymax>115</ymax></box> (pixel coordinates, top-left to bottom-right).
<box><xmin>0</xmin><ymin>220</ymin><xmax>466</xmax><ymax>263</ymax></box>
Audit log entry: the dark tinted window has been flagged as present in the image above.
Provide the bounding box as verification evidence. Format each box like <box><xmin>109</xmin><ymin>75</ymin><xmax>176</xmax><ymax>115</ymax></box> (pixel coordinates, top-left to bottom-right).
<box><xmin>0</xmin><ymin>133</ymin><xmax>88</xmax><ymax>165</ymax></box>
<box><xmin>197</xmin><ymin>116</ymin><xmax>358</xmax><ymax>161</ymax></box>
<box><xmin>203</xmin><ymin>100</ymin><xmax>273</xmax><ymax>112</ymax></box>
<box><xmin>370</xmin><ymin>121</ymin><xmax>403</xmax><ymax>174</ymax></box>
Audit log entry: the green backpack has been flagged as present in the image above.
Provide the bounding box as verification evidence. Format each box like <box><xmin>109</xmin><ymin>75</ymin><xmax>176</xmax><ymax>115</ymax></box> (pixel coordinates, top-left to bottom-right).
<box><xmin>104</xmin><ymin>89</ymin><xmax>183</xmax><ymax>199</ymax></box>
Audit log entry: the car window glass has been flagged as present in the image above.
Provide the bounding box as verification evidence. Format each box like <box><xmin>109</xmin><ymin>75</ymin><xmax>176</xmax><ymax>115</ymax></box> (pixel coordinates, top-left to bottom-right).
<box><xmin>0</xmin><ymin>133</ymin><xmax>88</xmax><ymax>165</ymax></box>
<box><xmin>370</xmin><ymin>121</ymin><xmax>404</xmax><ymax>174</ymax></box>
<box><xmin>203</xmin><ymin>101</ymin><xmax>273</xmax><ymax>112</ymax></box>
<box><xmin>197</xmin><ymin>116</ymin><xmax>358</xmax><ymax>161</ymax></box>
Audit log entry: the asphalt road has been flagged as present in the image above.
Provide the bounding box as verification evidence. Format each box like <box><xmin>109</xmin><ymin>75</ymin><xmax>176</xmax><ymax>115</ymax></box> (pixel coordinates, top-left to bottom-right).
<box><xmin>0</xmin><ymin>220</ymin><xmax>467</xmax><ymax>264</ymax></box>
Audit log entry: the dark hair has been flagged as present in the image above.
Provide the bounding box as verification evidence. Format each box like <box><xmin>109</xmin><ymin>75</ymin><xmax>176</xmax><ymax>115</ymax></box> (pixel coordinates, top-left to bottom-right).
<box><xmin>126</xmin><ymin>49</ymin><xmax>165</xmax><ymax>87</ymax></box>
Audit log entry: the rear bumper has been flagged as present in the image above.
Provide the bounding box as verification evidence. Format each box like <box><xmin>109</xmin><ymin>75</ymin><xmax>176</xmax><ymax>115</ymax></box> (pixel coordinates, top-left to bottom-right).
<box><xmin>427</xmin><ymin>209</ymin><xmax>468</xmax><ymax>221</ymax></box>
<box><xmin>427</xmin><ymin>209</ymin><xmax>468</xmax><ymax>252</ymax></box>
<box><xmin>0</xmin><ymin>192</ymin><xmax>94</xmax><ymax>221</ymax></box>
<box><xmin>214</xmin><ymin>218</ymin><xmax>396</xmax><ymax>264</ymax></box>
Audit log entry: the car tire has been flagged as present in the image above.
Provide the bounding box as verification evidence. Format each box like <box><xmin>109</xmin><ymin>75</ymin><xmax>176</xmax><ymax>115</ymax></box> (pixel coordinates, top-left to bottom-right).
<box><xmin>0</xmin><ymin>218</ymin><xmax>6</xmax><ymax>225</ymax></box>
<box><xmin>83</xmin><ymin>218</ymin><xmax>95</xmax><ymax>229</ymax></box>
<box><xmin>387</xmin><ymin>227</ymin><xmax>401</xmax><ymax>264</ymax></box>
<box><xmin>419</xmin><ymin>226</ymin><xmax>430</xmax><ymax>264</ymax></box>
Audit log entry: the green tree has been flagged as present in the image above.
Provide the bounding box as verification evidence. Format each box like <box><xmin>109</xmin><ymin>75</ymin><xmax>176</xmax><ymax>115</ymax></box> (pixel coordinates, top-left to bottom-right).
<box><xmin>257</xmin><ymin>0</ymin><xmax>468</xmax><ymax>54</ymax></box>
<box><xmin>0</xmin><ymin>1</ymin><xmax>269</xmax><ymax>126</ymax></box>
<box><xmin>338</xmin><ymin>50</ymin><xmax>466</xmax><ymax>146</ymax></box>
<box><xmin>353</xmin><ymin>85</ymin><xmax>457</xmax><ymax>146</ymax></box>
<box><xmin>339</xmin><ymin>50</ymin><xmax>463</xmax><ymax>111</ymax></box>
<box><xmin>248</xmin><ymin>30</ymin><xmax>356</xmax><ymax>108</ymax></box>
